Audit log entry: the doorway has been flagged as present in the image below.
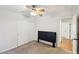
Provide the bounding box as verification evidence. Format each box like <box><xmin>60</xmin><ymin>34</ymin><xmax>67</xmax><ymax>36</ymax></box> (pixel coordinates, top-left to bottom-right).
<box><xmin>60</xmin><ymin>18</ymin><xmax>73</xmax><ymax>53</ymax></box>
<box><xmin>65</xmin><ymin>14</ymin><xmax>79</xmax><ymax>54</ymax></box>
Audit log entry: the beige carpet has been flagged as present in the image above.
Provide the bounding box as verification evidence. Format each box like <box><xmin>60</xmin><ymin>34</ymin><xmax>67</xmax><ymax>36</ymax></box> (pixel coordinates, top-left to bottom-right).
<box><xmin>1</xmin><ymin>40</ymin><xmax>72</xmax><ymax>54</ymax></box>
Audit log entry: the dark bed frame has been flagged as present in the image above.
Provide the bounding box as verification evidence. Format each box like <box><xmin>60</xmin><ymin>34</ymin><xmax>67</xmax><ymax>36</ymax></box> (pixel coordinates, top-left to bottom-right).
<box><xmin>38</xmin><ymin>31</ymin><xmax>56</xmax><ymax>47</ymax></box>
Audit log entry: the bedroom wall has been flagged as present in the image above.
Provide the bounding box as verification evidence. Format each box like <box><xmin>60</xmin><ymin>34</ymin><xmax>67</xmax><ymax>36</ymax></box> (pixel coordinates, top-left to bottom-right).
<box><xmin>0</xmin><ymin>6</ymin><xmax>36</xmax><ymax>53</ymax></box>
<box><xmin>17</xmin><ymin>15</ymin><xmax>36</xmax><ymax>46</ymax></box>
<box><xmin>36</xmin><ymin>16</ymin><xmax>60</xmax><ymax>46</ymax></box>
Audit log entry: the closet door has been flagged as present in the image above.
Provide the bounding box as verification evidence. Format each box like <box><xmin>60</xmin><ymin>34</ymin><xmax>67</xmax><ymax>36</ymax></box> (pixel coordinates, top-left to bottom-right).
<box><xmin>0</xmin><ymin>11</ymin><xmax>18</xmax><ymax>53</ymax></box>
<box><xmin>61</xmin><ymin>22</ymin><xmax>70</xmax><ymax>39</ymax></box>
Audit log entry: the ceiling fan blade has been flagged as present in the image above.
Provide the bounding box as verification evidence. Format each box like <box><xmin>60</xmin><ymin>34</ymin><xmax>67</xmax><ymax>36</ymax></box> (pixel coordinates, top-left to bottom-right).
<box><xmin>25</xmin><ymin>5</ymin><xmax>36</xmax><ymax>9</ymax></box>
<box><xmin>32</xmin><ymin>5</ymin><xmax>35</xmax><ymax>8</ymax></box>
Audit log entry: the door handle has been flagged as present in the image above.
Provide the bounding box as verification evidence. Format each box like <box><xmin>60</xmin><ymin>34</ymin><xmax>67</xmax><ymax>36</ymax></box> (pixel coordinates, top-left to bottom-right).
<box><xmin>74</xmin><ymin>38</ymin><xmax>78</xmax><ymax>40</ymax></box>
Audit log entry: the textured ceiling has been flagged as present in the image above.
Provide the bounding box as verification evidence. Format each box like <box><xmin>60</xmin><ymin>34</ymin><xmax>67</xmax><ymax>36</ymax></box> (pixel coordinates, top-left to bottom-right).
<box><xmin>0</xmin><ymin>5</ymin><xmax>78</xmax><ymax>16</ymax></box>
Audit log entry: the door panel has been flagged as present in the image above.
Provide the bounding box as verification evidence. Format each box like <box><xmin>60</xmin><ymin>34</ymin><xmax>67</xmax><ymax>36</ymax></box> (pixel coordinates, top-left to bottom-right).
<box><xmin>0</xmin><ymin>11</ymin><xmax>18</xmax><ymax>53</ymax></box>
<box><xmin>71</xmin><ymin>15</ymin><xmax>77</xmax><ymax>54</ymax></box>
<box><xmin>61</xmin><ymin>22</ymin><xmax>70</xmax><ymax>39</ymax></box>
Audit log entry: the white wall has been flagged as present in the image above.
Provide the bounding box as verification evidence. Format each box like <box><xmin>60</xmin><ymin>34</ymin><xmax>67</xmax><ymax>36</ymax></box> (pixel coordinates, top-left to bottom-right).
<box><xmin>36</xmin><ymin>15</ymin><xmax>60</xmax><ymax>46</ymax></box>
<box><xmin>36</xmin><ymin>16</ymin><xmax>58</xmax><ymax>32</ymax></box>
<box><xmin>17</xmin><ymin>17</ymin><xmax>36</xmax><ymax>46</ymax></box>
<box><xmin>0</xmin><ymin>6</ymin><xmax>36</xmax><ymax>53</ymax></box>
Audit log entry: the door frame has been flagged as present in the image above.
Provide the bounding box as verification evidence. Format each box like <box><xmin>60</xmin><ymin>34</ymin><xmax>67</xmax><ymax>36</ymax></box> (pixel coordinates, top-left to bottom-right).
<box><xmin>72</xmin><ymin>14</ymin><xmax>78</xmax><ymax>54</ymax></box>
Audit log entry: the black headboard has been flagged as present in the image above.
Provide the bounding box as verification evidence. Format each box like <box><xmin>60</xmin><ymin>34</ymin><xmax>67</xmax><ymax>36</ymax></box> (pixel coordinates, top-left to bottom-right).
<box><xmin>38</xmin><ymin>31</ymin><xmax>56</xmax><ymax>47</ymax></box>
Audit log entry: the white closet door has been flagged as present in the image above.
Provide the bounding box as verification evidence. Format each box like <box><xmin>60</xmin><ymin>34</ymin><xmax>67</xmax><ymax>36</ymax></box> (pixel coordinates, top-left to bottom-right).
<box><xmin>0</xmin><ymin>11</ymin><xmax>18</xmax><ymax>53</ymax></box>
<box><xmin>61</xmin><ymin>22</ymin><xmax>70</xmax><ymax>39</ymax></box>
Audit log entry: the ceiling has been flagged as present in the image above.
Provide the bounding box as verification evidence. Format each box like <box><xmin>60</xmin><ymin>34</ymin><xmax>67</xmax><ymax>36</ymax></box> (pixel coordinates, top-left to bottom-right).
<box><xmin>0</xmin><ymin>5</ymin><xmax>78</xmax><ymax>17</ymax></box>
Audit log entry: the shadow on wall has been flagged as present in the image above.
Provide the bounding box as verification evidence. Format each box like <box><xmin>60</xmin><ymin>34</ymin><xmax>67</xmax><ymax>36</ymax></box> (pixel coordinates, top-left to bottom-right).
<box><xmin>19</xmin><ymin>11</ymin><xmax>37</xmax><ymax>23</ymax></box>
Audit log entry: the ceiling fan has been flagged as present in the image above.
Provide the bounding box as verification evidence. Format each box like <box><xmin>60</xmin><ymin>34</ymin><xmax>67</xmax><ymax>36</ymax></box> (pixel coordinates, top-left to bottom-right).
<box><xmin>25</xmin><ymin>5</ymin><xmax>45</xmax><ymax>16</ymax></box>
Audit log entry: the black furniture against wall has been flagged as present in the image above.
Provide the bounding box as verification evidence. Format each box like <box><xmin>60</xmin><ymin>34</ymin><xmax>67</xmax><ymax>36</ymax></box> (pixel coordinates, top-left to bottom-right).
<box><xmin>38</xmin><ymin>31</ymin><xmax>56</xmax><ymax>47</ymax></box>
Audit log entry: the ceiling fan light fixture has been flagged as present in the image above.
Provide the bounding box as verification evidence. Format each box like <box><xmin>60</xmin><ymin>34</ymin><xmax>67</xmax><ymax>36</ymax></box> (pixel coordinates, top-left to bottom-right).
<box><xmin>35</xmin><ymin>8</ymin><xmax>45</xmax><ymax>16</ymax></box>
<box><xmin>25</xmin><ymin>5</ymin><xmax>45</xmax><ymax>16</ymax></box>
<box><xmin>30</xmin><ymin>11</ymin><xmax>37</xmax><ymax>16</ymax></box>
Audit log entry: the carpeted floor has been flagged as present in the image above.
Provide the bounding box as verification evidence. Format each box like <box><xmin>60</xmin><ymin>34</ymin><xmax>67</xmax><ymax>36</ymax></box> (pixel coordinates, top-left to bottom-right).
<box><xmin>1</xmin><ymin>40</ymin><xmax>72</xmax><ymax>54</ymax></box>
